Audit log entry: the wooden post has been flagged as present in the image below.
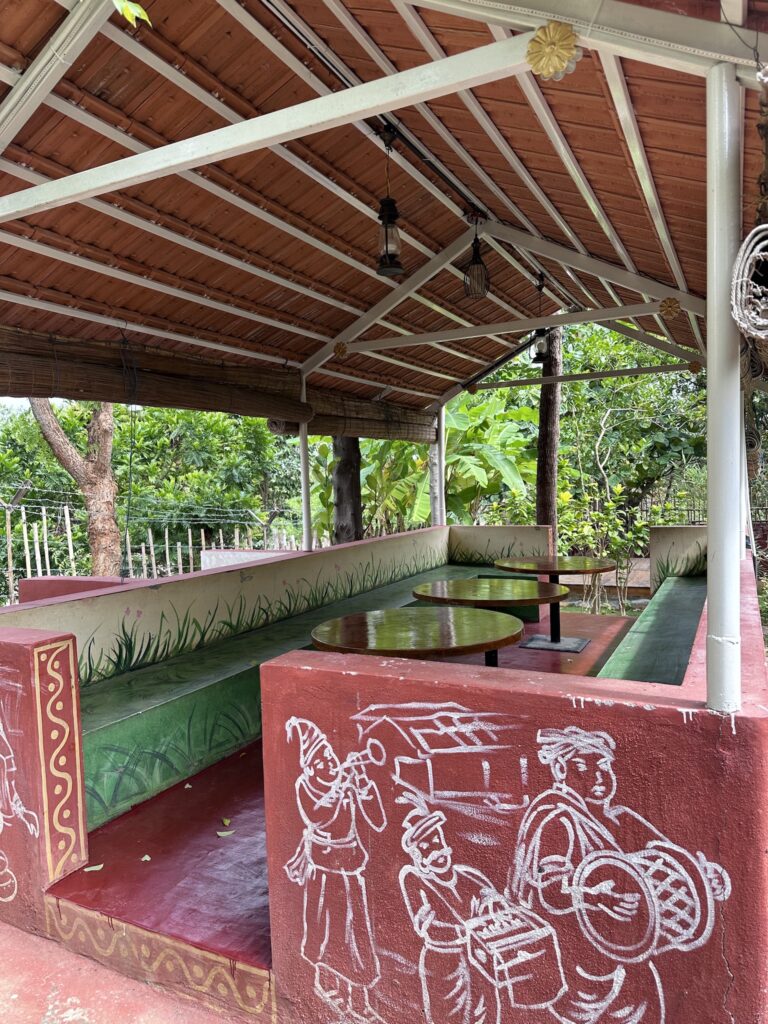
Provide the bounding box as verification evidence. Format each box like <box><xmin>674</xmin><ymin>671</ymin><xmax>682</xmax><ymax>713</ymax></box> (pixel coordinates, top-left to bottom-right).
<box><xmin>176</xmin><ymin>541</ymin><xmax>183</xmax><ymax>574</ymax></box>
<box><xmin>20</xmin><ymin>507</ymin><xmax>31</xmax><ymax>578</ymax></box>
<box><xmin>247</xmin><ymin>526</ymin><xmax>253</xmax><ymax>550</ymax></box>
<box><xmin>164</xmin><ymin>527</ymin><xmax>171</xmax><ymax>576</ymax></box>
<box><xmin>332</xmin><ymin>436</ymin><xmax>363</xmax><ymax>545</ymax></box>
<box><xmin>5</xmin><ymin>508</ymin><xmax>13</xmax><ymax>604</ymax></box>
<box><xmin>536</xmin><ymin>326</ymin><xmax>563</xmax><ymax>550</ymax></box>
<box><xmin>41</xmin><ymin>507</ymin><xmax>51</xmax><ymax>575</ymax></box>
<box><xmin>63</xmin><ymin>504</ymin><xmax>76</xmax><ymax>575</ymax></box>
<box><xmin>235</xmin><ymin>526</ymin><xmax>240</xmax><ymax>549</ymax></box>
<box><xmin>125</xmin><ymin>529</ymin><xmax>134</xmax><ymax>578</ymax></box>
<box><xmin>147</xmin><ymin>529</ymin><xmax>157</xmax><ymax>578</ymax></box>
<box><xmin>200</xmin><ymin>529</ymin><xmax>206</xmax><ymax>551</ymax></box>
<box><xmin>218</xmin><ymin>528</ymin><xmax>225</xmax><ymax>549</ymax></box>
<box><xmin>140</xmin><ymin>543</ymin><xmax>148</xmax><ymax>578</ymax></box>
<box><xmin>188</xmin><ymin>527</ymin><xmax>194</xmax><ymax>572</ymax></box>
<box><xmin>32</xmin><ymin>523</ymin><xmax>42</xmax><ymax>577</ymax></box>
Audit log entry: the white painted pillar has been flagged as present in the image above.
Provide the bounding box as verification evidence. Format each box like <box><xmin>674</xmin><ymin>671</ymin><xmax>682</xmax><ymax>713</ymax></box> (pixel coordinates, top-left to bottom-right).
<box><xmin>706</xmin><ymin>62</ymin><xmax>743</xmax><ymax>713</ymax></box>
<box><xmin>436</xmin><ymin>405</ymin><xmax>447</xmax><ymax>526</ymax></box>
<box><xmin>740</xmin><ymin>398</ymin><xmax>747</xmax><ymax>560</ymax></box>
<box><xmin>299</xmin><ymin>377</ymin><xmax>313</xmax><ymax>551</ymax></box>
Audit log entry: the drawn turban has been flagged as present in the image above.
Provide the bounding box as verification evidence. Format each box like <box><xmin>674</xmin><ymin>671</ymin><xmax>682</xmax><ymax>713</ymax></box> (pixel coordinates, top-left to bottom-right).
<box><xmin>286</xmin><ymin>717</ymin><xmax>327</xmax><ymax>767</ymax></box>
<box><xmin>401</xmin><ymin>807</ymin><xmax>447</xmax><ymax>851</ymax></box>
<box><xmin>536</xmin><ymin>726</ymin><xmax>615</xmax><ymax>767</ymax></box>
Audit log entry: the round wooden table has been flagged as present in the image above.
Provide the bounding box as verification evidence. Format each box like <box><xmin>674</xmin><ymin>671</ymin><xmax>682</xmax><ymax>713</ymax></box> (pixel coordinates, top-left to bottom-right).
<box><xmin>311</xmin><ymin>605</ymin><xmax>524</xmax><ymax>667</ymax></box>
<box><xmin>412</xmin><ymin>577</ymin><xmax>569</xmax><ymax>644</ymax></box>
<box><xmin>494</xmin><ymin>556</ymin><xmax>616</xmax><ymax>645</ymax></box>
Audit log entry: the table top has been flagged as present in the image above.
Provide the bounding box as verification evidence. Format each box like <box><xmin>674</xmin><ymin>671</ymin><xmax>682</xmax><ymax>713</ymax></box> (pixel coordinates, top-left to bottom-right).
<box><xmin>494</xmin><ymin>555</ymin><xmax>616</xmax><ymax>576</ymax></box>
<box><xmin>311</xmin><ymin>606</ymin><xmax>524</xmax><ymax>659</ymax></box>
<box><xmin>413</xmin><ymin>578</ymin><xmax>569</xmax><ymax>608</ymax></box>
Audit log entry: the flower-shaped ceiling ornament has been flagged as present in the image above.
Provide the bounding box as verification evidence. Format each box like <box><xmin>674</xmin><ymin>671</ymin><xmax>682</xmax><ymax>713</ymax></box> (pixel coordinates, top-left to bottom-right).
<box><xmin>659</xmin><ymin>297</ymin><xmax>681</xmax><ymax>319</ymax></box>
<box><xmin>526</xmin><ymin>21</ymin><xmax>583</xmax><ymax>82</ymax></box>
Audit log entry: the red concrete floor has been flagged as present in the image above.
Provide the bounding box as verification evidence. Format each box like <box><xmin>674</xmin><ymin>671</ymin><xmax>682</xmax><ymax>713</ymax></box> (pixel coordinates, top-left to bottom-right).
<box><xmin>50</xmin><ymin>741</ymin><xmax>271</xmax><ymax>968</ymax></box>
<box><xmin>454</xmin><ymin>610</ymin><xmax>633</xmax><ymax>676</ymax></box>
<box><xmin>0</xmin><ymin>918</ymin><xmax>227</xmax><ymax>1023</ymax></box>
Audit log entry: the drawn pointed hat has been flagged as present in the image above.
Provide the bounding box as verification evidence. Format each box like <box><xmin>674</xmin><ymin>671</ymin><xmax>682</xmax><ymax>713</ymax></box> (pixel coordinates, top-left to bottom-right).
<box><xmin>286</xmin><ymin>717</ymin><xmax>327</xmax><ymax>766</ymax></box>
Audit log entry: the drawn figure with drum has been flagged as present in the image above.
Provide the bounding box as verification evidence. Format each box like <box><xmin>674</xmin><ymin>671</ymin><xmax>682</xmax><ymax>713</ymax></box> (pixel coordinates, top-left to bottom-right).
<box><xmin>284</xmin><ymin>717</ymin><xmax>388</xmax><ymax>1024</ymax></box>
<box><xmin>400</xmin><ymin>799</ymin><xmax>566</xmax><ymax>1024</ymax></box>
<box><xmin>509</xmin><ymin>726</ymin><xmax>731</xmax><ymax>1024</ymax></box>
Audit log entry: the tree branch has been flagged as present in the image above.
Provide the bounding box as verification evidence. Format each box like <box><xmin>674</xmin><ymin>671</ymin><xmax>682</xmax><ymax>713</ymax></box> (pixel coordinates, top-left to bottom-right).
<box><xmin>28</xmin><ymin>399</ymin><xmax>87</xmax><ymax>486</ymax></box>
<box><xmin>85</xmin><ymin>402</ymin><xmax>115</xmax><ymax>475</ymax></box>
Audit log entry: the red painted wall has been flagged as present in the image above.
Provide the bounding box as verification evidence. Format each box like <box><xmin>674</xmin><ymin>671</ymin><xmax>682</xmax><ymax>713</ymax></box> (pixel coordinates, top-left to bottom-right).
<box><xmin>262</xmin><ymin>644</ymin><xmax>768</xmax><ymax>1024</ymax></box>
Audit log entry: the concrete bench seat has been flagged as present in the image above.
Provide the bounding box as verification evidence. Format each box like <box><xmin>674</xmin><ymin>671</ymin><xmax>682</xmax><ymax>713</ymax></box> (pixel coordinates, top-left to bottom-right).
<box><xmin>596</xmin><ymin>575</ymin><xmax>707</xmax><ymax>685</ymax></box>
<box><xmin>81</xmin><ymin>563</ymin><xmax>536</xmax><ymax>829</ymax></box>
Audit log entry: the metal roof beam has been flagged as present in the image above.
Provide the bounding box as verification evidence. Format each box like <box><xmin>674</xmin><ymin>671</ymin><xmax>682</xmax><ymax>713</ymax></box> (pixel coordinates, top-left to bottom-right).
<box><xmin>477</xmin><ymin>363</ymin><xmax>692</xmax><ymax>389</ymax></box>
<box><xmin>0</xmin><ymin>32</ymin><xmax>534</xmax><ymax>222</ymax></box>
<box><xmin>484</xmin><ymin>221</ymin><xmax>706</xmax><ymax>315</ymax></box>
<box><xmin>398</xmin><ymin>0</ymin><xmax>762</xmax><ymax>85</ymax></box>
<box><xmin>0</xmin><ymin>0</ymin><xmax>113</xmax><ymax>156</ymax></box>
<box><xmin>351</xmin><ymin>301</ymin><xmax>663</xmax><ymax>351</ymax></box>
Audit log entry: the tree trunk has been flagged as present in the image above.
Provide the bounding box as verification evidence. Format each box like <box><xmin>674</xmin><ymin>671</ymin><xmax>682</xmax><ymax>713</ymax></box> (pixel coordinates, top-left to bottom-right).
<box><xmin>536</xmin><ymin>327</ymin><xmax>563</xmax><ymax>549</ymax></box>
<box><xmin>332</xmin><ymin>436</ymin><xmax>363</xmax><ymax>545</ymax></box>
<box><xmin>29</xmin><ymin>400</ymin><xmax>122</xmax><ymax>575</ymax></box>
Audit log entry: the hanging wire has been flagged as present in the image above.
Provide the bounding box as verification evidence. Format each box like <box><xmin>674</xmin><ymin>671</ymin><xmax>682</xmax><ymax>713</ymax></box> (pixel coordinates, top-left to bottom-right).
<box><xmin>719</xmin><ymin>3</ymin><xmax>763</xmax><ymax>73</ymax></box>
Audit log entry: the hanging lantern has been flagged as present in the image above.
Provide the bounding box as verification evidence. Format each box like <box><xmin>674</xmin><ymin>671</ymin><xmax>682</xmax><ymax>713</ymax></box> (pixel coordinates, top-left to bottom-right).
<box><xmin>463</xmin><ymin>213</ymin><xmax>490</xmax><ymax>299</ymax></box>
<box><xmin>531</xmin><ymin>328</ymin><xmax>549</xmax><ymax>364</ymax></box>
<box><xmin>377</xmin><ymin>196</ymin><xmax>403</xmax><ymax>277</ymax></box>
<box><xmin>375</xmin><ymin>130</ymin><xmax>404</xmax><ymax>278</ymax></box>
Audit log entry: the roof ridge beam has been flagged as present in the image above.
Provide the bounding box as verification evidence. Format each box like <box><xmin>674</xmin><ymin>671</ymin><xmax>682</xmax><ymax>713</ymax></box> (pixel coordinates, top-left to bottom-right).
<box><xmin>484</xmin><ymin>222</ymin><xmax>706</xmax><ymax>315</ymax></box>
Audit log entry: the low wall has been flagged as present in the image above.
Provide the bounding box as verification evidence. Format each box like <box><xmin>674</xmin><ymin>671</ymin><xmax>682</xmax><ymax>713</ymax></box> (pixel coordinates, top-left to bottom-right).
<box><xmin>261</xmin><ymin>566</ymin><xmax>768</xmax><ymax>1023</ymax></box>
<box><xmin>18</xmin><ymin>576</ymin><xmax>123</xmax><ymax>603</ymax></box>
<box><xmin>649</xmin><ymin>525</ymin><xmax>707</xmax><ymax>593</ymax></box>
<box><xmin>448</xmin><ymin>524</ymin><xmax>553</xmax><ymax>564</ymax></box>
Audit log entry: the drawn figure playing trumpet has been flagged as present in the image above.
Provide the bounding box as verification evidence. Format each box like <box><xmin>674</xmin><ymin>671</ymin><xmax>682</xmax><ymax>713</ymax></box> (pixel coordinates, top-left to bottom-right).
<box><xmin>285</xmin><ymin>717</ymin><xmax>387</xmax><ymax>1023</ymax></box>
<box><xmin>509</xmin><ymin>726</ymin><xmax>731</xmax><ymax>1024</ymax></box>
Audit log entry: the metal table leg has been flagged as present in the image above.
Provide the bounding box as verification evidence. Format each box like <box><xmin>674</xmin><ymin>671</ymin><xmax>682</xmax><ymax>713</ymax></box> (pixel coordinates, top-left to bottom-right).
<box><xmin>485</xmin><ymin>649</ymin><xmax>499</xmax><ymax>668</ymax></box>
<box><xmin>548</xmin><ymin>573</ymin><xmax>561</xmax><ymax>644</ymax></box>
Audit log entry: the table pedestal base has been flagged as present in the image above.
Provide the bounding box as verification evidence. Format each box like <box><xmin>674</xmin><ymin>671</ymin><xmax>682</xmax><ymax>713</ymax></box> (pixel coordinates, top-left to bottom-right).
<box><xmin>519</xmin><ymin>635</ymin><xmax>590</xmax><ymax>653</ymax></box>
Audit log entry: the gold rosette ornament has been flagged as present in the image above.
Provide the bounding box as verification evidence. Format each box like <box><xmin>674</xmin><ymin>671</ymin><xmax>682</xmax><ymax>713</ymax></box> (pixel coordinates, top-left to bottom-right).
<box><xmin>333</xmin><ymin>341</ymin><xmax>348</xmax><ymax>359</ymax></box>
<box><xmin>526</xmin><ymin>22</ymin><xmax>583</xmax><ymax>82</ymax></box>
<box><xmin>659</xmin><ymin>297</ymin><xmax>681</xmax><ymax>319</ymax></box>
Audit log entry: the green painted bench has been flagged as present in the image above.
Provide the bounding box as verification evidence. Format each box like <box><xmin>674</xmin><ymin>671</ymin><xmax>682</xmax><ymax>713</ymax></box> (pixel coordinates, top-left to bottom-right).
<box><xmin>596</xmin><ymin>575</ymin><xmax>707</xmax><ymax>686</ymax></box>
<box><xmin>81</xmin><ymin>564</ymin><xmax>537</xmax><ymax>829</ymax></box>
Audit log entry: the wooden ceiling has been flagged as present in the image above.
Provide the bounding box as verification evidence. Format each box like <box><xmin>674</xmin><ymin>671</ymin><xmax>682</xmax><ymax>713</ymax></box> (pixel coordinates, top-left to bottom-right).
<box><xmin>0</xmin><ymin>0</ymin><xmax>758</xmax><ymax>416</ymax></box>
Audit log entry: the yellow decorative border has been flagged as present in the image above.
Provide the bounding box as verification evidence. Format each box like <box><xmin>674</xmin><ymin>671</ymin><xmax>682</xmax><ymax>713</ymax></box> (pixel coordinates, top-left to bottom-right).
<box><xmin>44</xmin><ymin>896</ymin><xmax>276</xmax><ymax>1021</ymax></box>
<box><xmin>33</xmin><ymin>639</ymin><xmax>87</xmax><ymax>883</ymax></box>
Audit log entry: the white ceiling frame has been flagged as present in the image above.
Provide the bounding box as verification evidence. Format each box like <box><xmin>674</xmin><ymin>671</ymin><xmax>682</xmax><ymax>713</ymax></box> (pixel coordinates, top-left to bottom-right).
<box><xmin>484</xmin><ymin>222</ymin><xmax>706</xmax><ymax>315</ymax></box>
<box><xmin>364</xmin><ymin>350</ymin><xmax>464</xmax><ymax>381</ymax></box>
<box><xmin>315</xmin><ymin>367</ymin><xmax>440</xmax><ymax>400</ymax></box>
<box><xmin>351</xmin><ymin>301</ymin><xmax>663</xmax><ymax>352</ymax></box>
<box><xmin>599</xmin><ymin>51</ymin><xmax>705</xmax><ymax>352</ymax></box>
<box><xmin>303</xmin><ymin>230</ymin><xmax>475</xmax><ymax>374</ymax></box>
<box><xmin>0</xmin><ymin>0</ymin><xmax>114</xmax><ymax>157</ymax></box>
<box><xmin>0</xmin><ymin>228</ymin><xmax>330</xmax><ymax>342</ymax></box>
<box><xmin>398</xmin><ymin>0</ymin><xmax>763</xmax><ymax>85</ymax></box>
<box><xmin>601</xmin><ymin>320</ymin><xmax>705</xmax><ymax>364</ymax></box>
<box><xmin>477</xmin><ymin>362</ymin><xmax>691</xmax><ymax>389</ymax></box>
<box><xmin>720</xmin><ymin>1</ymin><xmax>747</xmax><ymax>25</ymax></box>
<box><xmin>0</xmin><ymin>289</ymin><xmax>301</xmax><ymax>367</ymax></box>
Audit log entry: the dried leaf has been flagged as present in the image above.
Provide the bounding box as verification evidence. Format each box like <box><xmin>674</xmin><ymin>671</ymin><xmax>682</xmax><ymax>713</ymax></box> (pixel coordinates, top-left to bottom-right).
<box><xmin>84</xmin><ymin>864</ymin><xmax>104</xmax><ymax>873</ymax></box>
<box><xmin>112</xmin><ymin>0</ymin><xmax>152</xmax><ymax>28</ymax></box>
<box><xmin>222</xmin><ymin>817</ymin><xmax>231</xmax><ymax>827</ymax></box>
<box><xmin>217</xmin><ymin>830</ymin><xmax>235</xmax><ymax>838</ymax></box>
<box><xmin>141</xmin><ymin>855</ymin><xmax>151</xmax><ymax>862</ymax></box>
<box><xmin>184</xmin><ymin>783</ymin><xmax>192</xmax><ymax>790</ymax></box>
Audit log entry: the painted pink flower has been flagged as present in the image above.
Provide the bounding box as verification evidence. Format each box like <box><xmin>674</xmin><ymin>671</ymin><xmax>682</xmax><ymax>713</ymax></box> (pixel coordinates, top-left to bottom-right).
<box><xmin>124</xmin><ymin>607</ymin><xmax>131</xmax><ymax>616</ymax></box>
<box><xmin>136</xmin><ymin>609</ymin><xmax>143</xmax><ymax>619</ymax></box>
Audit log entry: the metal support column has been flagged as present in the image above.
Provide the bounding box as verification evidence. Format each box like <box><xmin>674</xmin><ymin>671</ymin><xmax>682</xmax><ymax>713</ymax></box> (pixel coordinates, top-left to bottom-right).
<box><xmin>706</xmin><ymin>62</ymin><xmax>743</xmax><ymax>713</ymax></box>
<box><xmin>436</xmin><ymin>405</ymin><xmax>447</xmax><ymax>525</ymax></box>
<box><xmin>299</xmin><ymin>377</ymin><xmax>313</xmax><ymax>551</ymax></box>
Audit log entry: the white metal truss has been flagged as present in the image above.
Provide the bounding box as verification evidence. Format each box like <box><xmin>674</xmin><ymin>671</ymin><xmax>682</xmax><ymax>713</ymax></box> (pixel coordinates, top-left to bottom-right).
<box><xmin>0</xmin><ymin>289</ymin><xmax>301</xmax><ymax>367</ymax></box>
<box><xmin>477</xmin><ymin>363</ymin><xmax>691</xmax><ymax>389</ymax></box>
<box><xmin>0</xmin><ymin>0</ymin><xmax>113</xmax><ymax>156</ymax></box>
<box><xmin>350</xmin><ymin>301</ymin><xmax>664</xmax><ymax>352</ymax></box>
<box><xmin>398</xmin><ymin>0</ymin><xmax>763</xmax><ymax>85</ymax></box>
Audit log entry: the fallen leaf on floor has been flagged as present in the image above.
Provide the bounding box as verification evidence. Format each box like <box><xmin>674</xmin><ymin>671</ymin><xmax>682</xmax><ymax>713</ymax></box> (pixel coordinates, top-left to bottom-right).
<box><xmin>84</xmin><ymin>864</ymin><xmax>104</xmax><ymax>872</ymax></box>
<box><xmin>184</xmin><ymin>783</ymin><xmax>193</xmax><ymax>790</ymax></box>
<box><xmin>222</xmin><ymin>817</ymin><xmax>231</xmax><ymax>827</ymax></box>
<box><xmin>141</xmin><ymin>855</ymin><xmax>151</xmax><ymax>862</ymax></box>
<box><xmin>217</xmin><ymin>830</ymin><xmax>236</xmax><ymax>838</ymax></box>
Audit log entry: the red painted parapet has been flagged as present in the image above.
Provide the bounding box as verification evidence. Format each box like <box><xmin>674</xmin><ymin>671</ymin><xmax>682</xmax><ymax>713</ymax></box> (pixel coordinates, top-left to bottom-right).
<box><xmin>0</xmin><ymin>629</ymin><xmax>87</xmax><ymax>932</ymax></box>
<box><xmin>262</xmin><ymin>650</ymin><xmax>768</xmax><ymax>1024</ymax></box>
<box><xmin>18</xmin><ymin>576</ymin><xmax>123</xmax><ymax>603</ymax></box>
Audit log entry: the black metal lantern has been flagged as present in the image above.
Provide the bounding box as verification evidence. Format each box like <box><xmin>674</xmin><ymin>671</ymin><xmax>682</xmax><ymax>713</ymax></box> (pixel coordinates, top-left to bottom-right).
<box><xmin>464</xmin><ymin>235</ymin><xmax>490</xmax><ymax>299</ymax></box>
<box><xmin>376</xmin><ymin>132</ymin><xmax>403</xmax><ymax>278</ymax></box>
<box><xmin>377</xmin><ymin>195</ymin><xmax>403</xmax><ymax>277</ymax></box>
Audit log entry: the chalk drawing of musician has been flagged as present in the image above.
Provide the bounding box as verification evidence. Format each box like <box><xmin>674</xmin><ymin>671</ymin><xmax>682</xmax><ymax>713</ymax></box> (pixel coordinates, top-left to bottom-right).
<box><xmin>0</xmin><ymin>711</ymin><xmax>39</xmax><ymax>902</ymax></box>
<box><xmin>399</xmin><ymin>798</ymin><xmax>566</xmax><ymax>1024</ymax></box>
<box><xmin>509</xmin><ymin>726</ymin><xmax>731</xmax><ymax>1024</ymax></box>
<box><xmin>284</xmin><ymin>717</ymin><xmax>388</xmax><ymax>1023</ymax></box>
